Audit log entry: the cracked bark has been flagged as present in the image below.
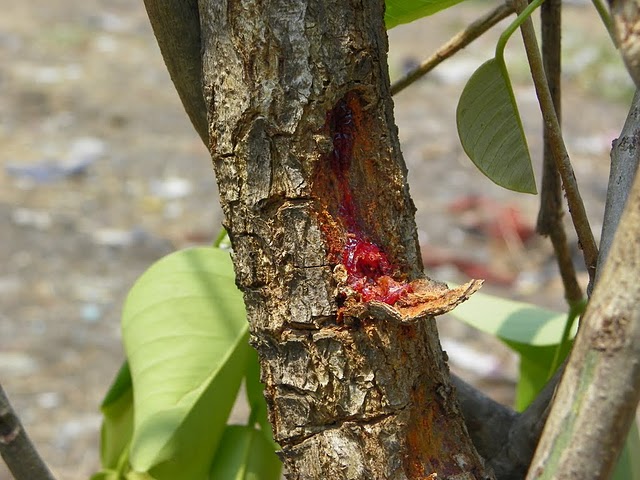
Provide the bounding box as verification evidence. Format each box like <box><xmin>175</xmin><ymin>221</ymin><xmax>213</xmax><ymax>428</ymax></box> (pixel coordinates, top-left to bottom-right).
<box><xmin>198</xmin><ymin>0</ymin><xmax>491</xmax><ymax>478</ymax></box>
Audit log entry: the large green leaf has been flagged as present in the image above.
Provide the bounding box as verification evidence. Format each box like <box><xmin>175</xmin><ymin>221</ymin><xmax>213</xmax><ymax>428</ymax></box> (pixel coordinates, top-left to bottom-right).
<box><xmin>99</xmin><ymin>361</ymin><xmax>134</xmax><ymax>472</ymax></box>
<box><xmin>448</xmin><ymin>291</ymin><xmax>575</xmax><ymax>410</ymax></box>
<box><xmin>384</xmin><ymin>0</ymin><xmax>466</xmax><ymax>29</ymax></box>
<box><xmin>456</xmin><ymin>58</ymin><xmax>537</xmax><ymax>194</ymax></box>
<box><xmin>122</xmin><ymin>247</ymin><xmax>250</xmax><ymax>480</ymax></box>
<box><xmin>208</xmin><ymin>425</ymin><xmax>281</xmax><ymax>480</ymax></box>
<box><xmin>448</xmin><ymin>291</ymin><xmax>574</xmax><ymax>346</ymax></box>
<box><xmin>503</xmin><ymin>342</ymin><xmax>568</xmax><ymax>411</ymax></box>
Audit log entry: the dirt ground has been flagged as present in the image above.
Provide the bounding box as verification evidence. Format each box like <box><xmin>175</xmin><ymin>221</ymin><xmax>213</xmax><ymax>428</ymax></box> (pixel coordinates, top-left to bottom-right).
<box><xmin>0</xmin><ymin>1</ymin><xmax>633</xmax><ymax>479</ymax></box>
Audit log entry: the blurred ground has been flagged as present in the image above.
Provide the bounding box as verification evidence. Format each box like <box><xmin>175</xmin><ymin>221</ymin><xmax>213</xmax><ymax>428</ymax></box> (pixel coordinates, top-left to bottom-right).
<box><xmin>0</xmin><ymin>1</ymin><xmax>633</xmax><ymax>479</ymax></box>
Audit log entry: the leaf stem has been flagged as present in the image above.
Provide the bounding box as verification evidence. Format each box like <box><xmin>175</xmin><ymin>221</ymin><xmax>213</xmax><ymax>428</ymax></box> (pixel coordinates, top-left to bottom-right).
<box><xmin>591</xmin><ymin>0</ymin><xmax>617</xmax><ymax>44</ymax></box>
<box><xmin>390</xmin><ymin>2</ymin><xmax>514</xmax><ymax>95</ymax></box>
<box><xmin>213</xmin><ymin>227</ymin><xmax>229</xmax><ymax>248</ymax></box>
<box><xmin>495</xmin><ymin>0</ymin><xmax>545</xmax><ymax>64</ymax></box>
<box><xmin>548</xmin><ymin>299</ymin><xmax>586</xmax><ymax>377</ymax></box>
<box><xmin>514</xmin><ymin>0</ymin><xmax>599</xmax><ymax>285</ymax></box>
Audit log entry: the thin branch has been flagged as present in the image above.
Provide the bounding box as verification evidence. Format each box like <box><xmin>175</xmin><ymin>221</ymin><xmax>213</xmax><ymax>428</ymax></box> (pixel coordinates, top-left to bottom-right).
<box><xmin>536</xmin><ymin>0</ymin><xmax>584</xmax><ymax>304</ymax></box>
<box><xmin>593</xmin><ymin>89</ymin><xmax>640</xmax><ymax>293</ymax></box>
<box><xmin>390</xmin><ymin>3</ymin><xmax>514</xmax><ymax>96</ymax></box>
<box><xmin>143</xmin><ymin>0</ymin><xmax>208</xmax><ymax>146</ymax></box>
<box><xmin>0</xmin><ymin>384</ymin><xmax>56</xmax><ymax>480</ymax></box>
<box><xmin>514</xmin><ymin>0</ymin><xmax>599</xmax><ymax>286</ymax></box>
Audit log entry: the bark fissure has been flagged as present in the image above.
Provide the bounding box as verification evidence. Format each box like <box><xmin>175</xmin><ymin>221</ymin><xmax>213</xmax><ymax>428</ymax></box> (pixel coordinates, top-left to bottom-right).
<box><xmin>200</xmin><ymin>0</ymin><xmax>491</xmax><ymax>477</ymax></box>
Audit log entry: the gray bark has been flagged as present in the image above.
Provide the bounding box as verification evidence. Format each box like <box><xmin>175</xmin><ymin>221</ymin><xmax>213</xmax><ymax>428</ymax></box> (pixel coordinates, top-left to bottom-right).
<box><xmin>198</xmin><ymin>0</ymin><xmax>492</xmax><ymax>478</ymax></box>
<box><xmin>594</xmin><ymin>89</ymin><xmax>640</xmax><ymax>290</ymax></box>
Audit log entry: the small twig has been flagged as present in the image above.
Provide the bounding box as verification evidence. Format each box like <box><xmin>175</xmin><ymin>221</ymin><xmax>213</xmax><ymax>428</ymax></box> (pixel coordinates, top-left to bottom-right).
<box><xmin>537</xmin><ymin>0</ymin><xmax>584</xmax><ymax>304</ymax></box>
<box><xmin>514</xmin><ymin>0</ymin><xmax>599</xmax><ymax>286</ymax></box>
<box><xmin>390</xmin><ymin>3</ymin><xmax>514</xmax><ymax>96</ymax></box>
<box><xmin>0</xmin><ymin>383</ymin><xmax>56</xmax><ymax>480</ymax></box>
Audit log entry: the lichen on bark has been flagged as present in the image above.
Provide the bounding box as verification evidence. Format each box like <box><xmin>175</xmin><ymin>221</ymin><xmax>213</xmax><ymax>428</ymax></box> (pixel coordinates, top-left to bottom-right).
<box><xmin>199</xmin><ymin>0</ymin><xmax>491</xmax><ymax>477</ymax></box>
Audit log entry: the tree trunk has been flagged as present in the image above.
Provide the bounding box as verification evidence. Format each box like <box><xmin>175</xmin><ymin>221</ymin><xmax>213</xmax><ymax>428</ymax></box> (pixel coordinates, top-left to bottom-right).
<box><xmin>198</xmin><ymin>0</ymin><xmax>491</xmax><ymax>478</ymax></box>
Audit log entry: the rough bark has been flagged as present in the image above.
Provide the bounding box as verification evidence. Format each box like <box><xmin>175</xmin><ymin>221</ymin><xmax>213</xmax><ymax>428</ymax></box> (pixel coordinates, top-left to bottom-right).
<box><xmin>198</xmin><ymin>0</ymin><xmax>492</xmax><ymax>478</ymax></box>
<box><xmin>526</xmin><ymin>149</ymin><xmax>640</xmax><ymax>478</ymax></box>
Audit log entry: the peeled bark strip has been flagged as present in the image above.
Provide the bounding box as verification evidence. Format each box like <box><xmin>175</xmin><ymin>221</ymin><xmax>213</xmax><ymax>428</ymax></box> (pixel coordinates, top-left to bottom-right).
<box><xmin>199</xmin><ymin>0</ymin><xmax>491</xmax><ymax>478</ymax></box>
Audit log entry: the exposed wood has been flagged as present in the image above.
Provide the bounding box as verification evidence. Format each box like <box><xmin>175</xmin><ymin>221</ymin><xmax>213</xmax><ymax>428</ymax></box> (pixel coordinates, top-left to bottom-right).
<box><xmin>198</xmin><ymin>0</ymin><xmax>492</xmax><ymax>477</ymax></box>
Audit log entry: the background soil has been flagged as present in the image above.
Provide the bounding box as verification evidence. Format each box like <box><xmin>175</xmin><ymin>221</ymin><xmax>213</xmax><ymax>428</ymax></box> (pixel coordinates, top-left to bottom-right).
<box><xmin>0</xmin><ymin>1</ymin><xmax>634</xmax><ymax>478</ymax></box>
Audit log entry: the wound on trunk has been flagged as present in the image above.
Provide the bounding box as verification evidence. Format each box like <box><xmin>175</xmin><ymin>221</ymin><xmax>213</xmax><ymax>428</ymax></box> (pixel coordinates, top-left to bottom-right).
<box><xmin>313</xmin><ymin>91</ymin><xmax>412</xmax><ymax>306</ymax></box>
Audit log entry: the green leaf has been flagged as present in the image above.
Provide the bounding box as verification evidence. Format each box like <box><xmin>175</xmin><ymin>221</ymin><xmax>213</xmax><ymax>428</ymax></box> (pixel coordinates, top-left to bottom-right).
<box><xmin>448</xmin><ymin>291</ymin><xmax>574</xmax><ymax>346</ymax></box>
<box><xmin>505</xmin><ymin>342</ymin><xmax>566</xmax><ymax>411</ymax></box>
<box><xmin>209</xmin><ymin>425</ymin><xmax>282</xmax><ymax>480</ymax></box>
<box><xmin>456</xmin><ymin>58</ymin><xmax>537</xmax><ymax>194</ymax></box>
<box><xmin>384</xmin><ymin>0</ymin><xmax>466</xmax><ymax>29</ymax></box>
<box><xmin>99</xmin><ymin>361</ymin><xmax>134</xmax><ymax>471</ymax></box>
<box><xmin>614</xmin><ymin>422</ymin><xmax>640</xmax><ymax>480</ymax></box>
<box><xmin>449</xmin><ymin>290</ymin><xmax>578</xmax><ymax>410</ymax></box>
<box><xmin>245</xmin><ymin>349</ymin><xmax>279</xmax><ymax>451</ymax></box>
<box><xmin>90</xmin><ymin>472</ymin><xmax>120</xmax><ymax>480</ymax></box>
<box><xmin>122</xmin><ymin>247</ymin><xmax>249</xmax><ymax>480</ymax></box>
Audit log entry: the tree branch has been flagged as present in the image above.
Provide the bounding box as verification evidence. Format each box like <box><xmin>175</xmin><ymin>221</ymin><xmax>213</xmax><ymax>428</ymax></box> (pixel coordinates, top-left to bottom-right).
<box><xmin>536</xmin><ymin>0</ymin><xmax>583</xmax><ymax>304</ymax></box>
<box><xmin>143</xmin><ymin>0</ymin><xmax>208</xmax><ymax>146</ymax></box>
<box><xmin>452</xmin><ymin>376</ymin><xmax>516</xmax><ymax>463</ymax></box>
<box><xmin>593</xmin><ymin>89</ymin><xmax>640</xmax><ymax>291</ymax></box>
<box><xmin>454</xmin><ymin>365</ymin><xmax>564</xmax><ymax>480</ymax></box>
<box><xmin>514</xmin><ymin>0</ymin><xmax>599</xmax><ymax>285</ymax></box>
<box><xmin>526</xmin><ymin>145</ymin><xmax>640</xmax><ymax>479</ymax></box>
<box><xmin>0</xmin><ymin>384</ymin><xmax>56</xmax><ymax>480</ymax></box>
<box><xmin>490</xmin><ymin>364</ymin><xmax>563</xmax><ymax>480</ymax></box>
<box><xmin>390</xmin><ymin>3</ymin><xmax>514</xmax><ymax>96</ymax></box>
